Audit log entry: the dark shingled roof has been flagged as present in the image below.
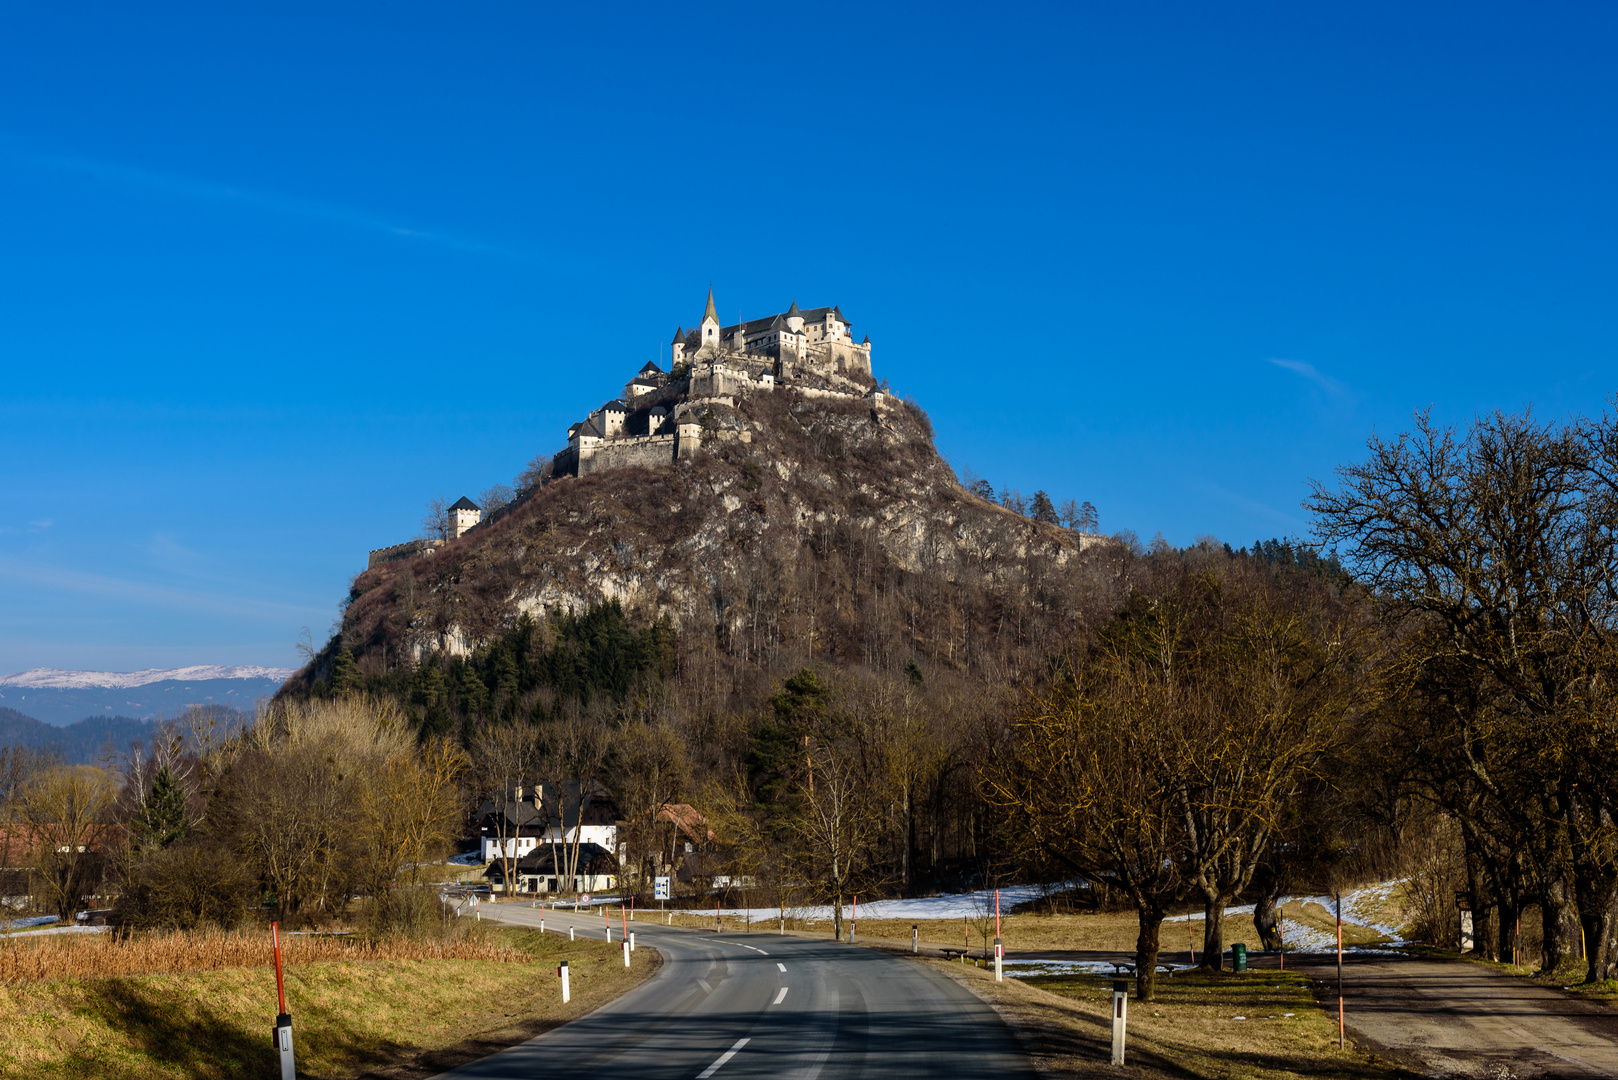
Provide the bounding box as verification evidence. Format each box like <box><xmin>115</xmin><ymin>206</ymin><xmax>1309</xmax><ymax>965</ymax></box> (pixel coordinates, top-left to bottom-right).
<box><xmin>718</xmin><ymin>304</ymin><xmax>852</xmax><ymax>340</ymax></box>
<box><xmin>669</xmin><ymin>327</ymin><xmax>684</xmax><ymax>345</ymax></box>
<box><xmin>449</xmin><ymin>496</ymin><xmax>481</xmax><ymax>512</ymax></box>
<box><xmin>640</xmin><ymin>360</ymin><xmax>664</xmax><ymax>374</ymax></box>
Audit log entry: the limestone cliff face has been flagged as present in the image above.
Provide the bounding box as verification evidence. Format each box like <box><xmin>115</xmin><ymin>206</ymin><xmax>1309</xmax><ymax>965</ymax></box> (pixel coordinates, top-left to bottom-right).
<box><xmin>334</xmin><ymin>390</ymin><xmax>1120</xmax><ymax>684</ymax></box>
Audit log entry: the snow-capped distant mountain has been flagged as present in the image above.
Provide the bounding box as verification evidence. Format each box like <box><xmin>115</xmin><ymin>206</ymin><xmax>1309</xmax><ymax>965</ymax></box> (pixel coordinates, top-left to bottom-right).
<box><xmin>0</xmin><ymin>666</ymin><xmax>296</xmax><ymax>690</ymax></box>
<box><xmin>0</xmin><ymin>666</ymin><xmax>294</xmax><ymax>727</ymax></box>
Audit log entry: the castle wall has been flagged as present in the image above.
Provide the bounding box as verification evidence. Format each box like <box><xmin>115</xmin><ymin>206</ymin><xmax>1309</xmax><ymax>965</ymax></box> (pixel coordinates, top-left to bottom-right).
<box><xmin>367</xmin><ymin>538</ymin><xmax>443</xmax><ymax>569</ymax></box>
<box><xmin>578</xmin><ymin>433</ymin><xmax>678</xmax><ymax>476</ymax></box>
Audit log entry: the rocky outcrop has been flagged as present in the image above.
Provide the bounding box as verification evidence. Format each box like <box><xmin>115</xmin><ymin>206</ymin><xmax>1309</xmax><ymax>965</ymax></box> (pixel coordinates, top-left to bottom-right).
<box><xmin>328</xmin><ymin>389</ymin><xmax>1121</xmax><ymax>686</ymax></box>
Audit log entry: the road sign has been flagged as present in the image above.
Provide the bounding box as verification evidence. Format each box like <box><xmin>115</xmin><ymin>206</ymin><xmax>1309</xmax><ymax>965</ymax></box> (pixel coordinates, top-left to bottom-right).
<box><xmin>654</xmin><ymin>876</ymin><xmax>671</xmax><ymax>900</ymax></box>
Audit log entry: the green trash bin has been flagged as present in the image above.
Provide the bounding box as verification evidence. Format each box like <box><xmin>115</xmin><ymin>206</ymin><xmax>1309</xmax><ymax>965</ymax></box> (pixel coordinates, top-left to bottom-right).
<box><xmin>1232</xmin><ymin>943</ymin><xmax>1247</xmax><ymax>972</ymax></box>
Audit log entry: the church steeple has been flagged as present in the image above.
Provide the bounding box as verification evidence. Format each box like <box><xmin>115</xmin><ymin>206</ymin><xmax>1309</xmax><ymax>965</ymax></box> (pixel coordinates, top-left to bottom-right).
<box><xmin>699</xmin><ymin>286</ymin><xmax>720</xmax><ymax>349</ymax></box>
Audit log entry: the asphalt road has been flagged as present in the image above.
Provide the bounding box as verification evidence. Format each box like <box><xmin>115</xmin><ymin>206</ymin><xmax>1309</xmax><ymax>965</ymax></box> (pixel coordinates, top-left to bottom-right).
<box><xmin>437</xmin><ymin>904</ymin><xmax>1037</xmax><ymax>1080</ymax></box>
<box><xmin>1280</xmin><ymin>952</ymin><xmax>1618</xmax><ymax>1079</ymax></box>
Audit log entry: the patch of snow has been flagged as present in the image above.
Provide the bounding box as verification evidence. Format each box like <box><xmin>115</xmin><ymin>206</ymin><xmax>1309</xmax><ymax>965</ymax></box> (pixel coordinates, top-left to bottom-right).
<box><xmin>1167</xmin><ymin>904</ymin><xmax>1256</xmax><ymax>922</ymax></box>
<box><xmin>2</xmin><ymin>915</ymin><xmax>59</xmax><ymax>932</ymax></box>
<box><xmin>0</xmin><ymin>666</ymin><xmax>295</xmax><ymax>690</ymax></box>
<box><xmin>1162</xmin><ymin>882</ymin><xmax>1411</xmax><ymax>952</ymax></box>
<box><xmin>1003</xmin><ymin>959</ymin><xmax>1190</xmax><ymax>977</ymax></box>
<box><xmin>698</xmin><ymin>885</ymin><xmax>1061</xmax><ymax>923</ymax></box>
<box><xmin>5</xmin><ymin>924</ymin><xmax>107</xmax><ymax>937</ymax></box>
<box><xmin>448</xmin><ymin>849</ymin><xmax>484</xmax><ymax>866</ymax></box>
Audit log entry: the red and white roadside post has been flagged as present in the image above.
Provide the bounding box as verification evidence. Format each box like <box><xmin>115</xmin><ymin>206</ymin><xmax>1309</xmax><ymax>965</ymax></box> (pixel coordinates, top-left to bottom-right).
<box><xmin>911</xmin><ymin>924</ymin><xmax>919</xmax><ymax>954</ymax></box>
<box><xmin>993</xmin><ymin>889</ymin><xmax>1003</xmax><ymax>983</ymax></box>
<box><xmin>559</xmin><ymin>959</ymin><xmax>571</xmax><ymax>1004</ymax></box>
<box><xmin>1110</xmin><ymin>979</ymin><xmax>1129</xmax><ymax>1065</ymax></box>
<box><xmin>271</xmin><ymin>921</ymin><xmax>295</xmax><ymax>1080</ymax></box>
<box><xmin>1336</xmin><ymin>890</ymin><xmax>1345</xmax><ymax>1050</ymax></box>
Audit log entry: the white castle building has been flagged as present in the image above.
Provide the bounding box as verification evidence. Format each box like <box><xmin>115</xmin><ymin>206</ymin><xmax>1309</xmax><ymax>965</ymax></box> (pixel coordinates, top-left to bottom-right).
<box><xmin>553</xmin><ymin>289</ymin><xmax>881</xmax><ymax>478</ymax></box>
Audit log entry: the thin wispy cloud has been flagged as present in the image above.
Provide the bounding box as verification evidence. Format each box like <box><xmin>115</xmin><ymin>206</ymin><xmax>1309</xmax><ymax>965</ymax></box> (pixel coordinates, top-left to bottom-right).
<box><xmin>1197</xmin><ymin>482</ymin><xmax>1309</xmax><ymax>533</ymax></box>
<box><xmin>0</xmin><ymin>556</ymin><xmax>329</xmax><ymax>622</ymax></box>
<box><xmin>1</xmin><ymin>140</ymin><xmax>544</xmax><ymax>264</ymax></box>
<box><xmin>1267</xmin><ymin>358</ymin><xmax>1345</xmax><ymax>396</ymax></box>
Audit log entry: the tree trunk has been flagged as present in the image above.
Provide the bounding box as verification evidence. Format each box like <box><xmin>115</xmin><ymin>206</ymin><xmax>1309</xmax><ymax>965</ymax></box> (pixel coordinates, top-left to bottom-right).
<box><xmin>1200</xmin><ymin>895</ymin><xmax>1228</xmax><ymax>971</ymax></box>
<box><xmin>1253</xmin><ymin>888</ymin><xmax>1283</xmax><ymax>952</ymax></box>
<box><xmin>1584</xmin><ymin>885</ymin><xmax>1618</xmax><ymax>984</ymax></box>
<box><xmin>1134</xmin><ymin>905</ymin><xmax>1165</xmax><ymax>1001</ymax></box>
<box><xmin>832</xmin><ymin>890</ymin><xmax>844</xmax><ymax>942</ymax></box>
<box><xmin>1541</xmin><ymin>868</ymin><xmax>1582</xmax><ymax>973</ymax></box>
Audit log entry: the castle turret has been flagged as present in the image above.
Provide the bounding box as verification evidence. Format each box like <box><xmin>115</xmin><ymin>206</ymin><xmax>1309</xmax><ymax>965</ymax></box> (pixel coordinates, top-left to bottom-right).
<box><xmin>699</xmin><ymin>287</ymin><xmax>720</xmax><ymax>351</ymax></box>
<box><xmin>785</xmin><ymin>299</ymin><xmax>804</xmax><ymax>333</ymax></box>
<box><xmin>670</xmin><ymin>326</ymin><xmax>685</xmax><ymax>369</ymax></box>
<box><xmin>447</xmin><ymin>496</ymin><xmax>482</xmax><ymax>539</ymax></box>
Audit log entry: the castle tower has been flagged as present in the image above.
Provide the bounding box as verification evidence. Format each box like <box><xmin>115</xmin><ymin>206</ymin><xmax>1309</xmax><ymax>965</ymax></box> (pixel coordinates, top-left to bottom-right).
<box><xmin>699</xmin><ymin>287</ymin><xmax>720</xmax><ymax>351</ymax></box>
<box><xmin>785</xmin><ymin>299</ymin><xmax>804</xmax><ymax>333</ymax></box>
<box><xmin>670</xmin><ymin>325</ymin><xmax>685</xmax><ymax>368</ymax></box>
<box><xmin>447</xmin><ymin>496</ymin><xmax>482</xmax><ymax>539</ymax></box>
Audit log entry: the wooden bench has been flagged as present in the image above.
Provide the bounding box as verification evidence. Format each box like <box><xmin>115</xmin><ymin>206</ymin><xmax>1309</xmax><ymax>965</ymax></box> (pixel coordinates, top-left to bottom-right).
<box><xmin>937</xmin><ymin>947</ymin><xmax>970</xmax><ymax>962</ymax></box>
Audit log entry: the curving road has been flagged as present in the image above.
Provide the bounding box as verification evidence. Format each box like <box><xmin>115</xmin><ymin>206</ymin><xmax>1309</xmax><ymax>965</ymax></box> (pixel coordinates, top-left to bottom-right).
<box><xmin>438</xmin><ymin>904</ymin><xmax>1037</xmax><ymax>1080</ymax></box>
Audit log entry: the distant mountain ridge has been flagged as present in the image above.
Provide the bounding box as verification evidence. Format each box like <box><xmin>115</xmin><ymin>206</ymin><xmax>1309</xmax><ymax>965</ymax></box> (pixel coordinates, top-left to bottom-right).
<box><xmin>0</xmin><ymin>667</ymin><xmax>290</xmax><ymax>727</ymax></box>
<box><xmin>0</xmin><ymin>666</ymin><xmax>294</xmax><ymax>690</ymax></box>
<box><xmin>0</xmin><ymin>705</ymin><xmax>249</xmax><ymax>764</ymax></box>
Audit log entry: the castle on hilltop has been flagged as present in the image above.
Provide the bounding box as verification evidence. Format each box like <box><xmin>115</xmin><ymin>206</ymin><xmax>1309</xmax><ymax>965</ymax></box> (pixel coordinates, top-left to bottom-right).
<box><xmin>553</xmin><ymin>289</ymin><xmax>882</xmax><ymax>479</ymax></box>
<box><xmin>366</xmin><ymin>289</ymin><xmax>888</xmax><ymax>568</ymax></box>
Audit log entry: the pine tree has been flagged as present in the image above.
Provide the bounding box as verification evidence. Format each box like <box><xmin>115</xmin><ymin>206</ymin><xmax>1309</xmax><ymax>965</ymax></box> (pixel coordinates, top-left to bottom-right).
<box><xmin>1030</xmin><ymin>491</ymin><xmax>1060</xmax><ymax>524</ymax></box>
<box><xmin>135</xmin><ymin>766</ymin><xmax>188</xmax><ymax>852</ymax></box>
<box><xmin>329</xmin><ymin>647</ymin><xmax>364</xmax><ymax>697</ymax></box>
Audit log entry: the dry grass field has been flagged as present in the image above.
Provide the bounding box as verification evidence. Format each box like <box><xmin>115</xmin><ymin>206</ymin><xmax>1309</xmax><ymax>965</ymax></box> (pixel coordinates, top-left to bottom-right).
<box><xmin>0</xmin><ymin>926</ymin><xmax>655</xmax><ymax>1079</ymax></box>
<box><xmin>938</xmin><ymin>957</ymin><xmax>1415</xmax><ymax>1079</ymax></box>
<box><xmin>0</xmin><ymin>925</ymin><xmax>521</xmax><ymax>985</ymax></box>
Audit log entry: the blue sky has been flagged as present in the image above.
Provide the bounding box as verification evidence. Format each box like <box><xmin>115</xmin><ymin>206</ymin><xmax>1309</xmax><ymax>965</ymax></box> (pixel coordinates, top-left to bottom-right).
<box><xmin>2</xmin><ymin>3</ymin><xmax>1615</xmax><ymax>671</ymax></box>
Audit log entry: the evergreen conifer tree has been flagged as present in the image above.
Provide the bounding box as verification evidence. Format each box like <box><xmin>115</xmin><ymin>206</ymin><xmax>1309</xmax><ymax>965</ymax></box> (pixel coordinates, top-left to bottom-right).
<box><xmin>135</xmin><ymin>765</ymin><xmax>188</xmax><ymax>852</ymax></box>
<box><xmin>329</xmin><ymin>646</ymin><xmax>364</xmax><ymax>697</ymax></box>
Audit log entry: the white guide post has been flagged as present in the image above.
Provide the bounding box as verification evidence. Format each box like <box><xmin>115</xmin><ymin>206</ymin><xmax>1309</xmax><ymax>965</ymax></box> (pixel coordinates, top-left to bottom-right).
<box><xmin>570</xmin><ymin>926</ymin><xmax>575</xmax><ymax>941</ymax></box>
<box><xmin>1111</xmin><ymin>980</ymin><xmax>1129</xmax><ymax>1065</ymax></box>
<box><xmin>994</xmin><ymin>936</ymin><xmax>1003</xmax><ymax>982</ymax></box>
<box><xmin>911</xmin><ymin>925</ymin><xmax>919</xmax><ymax>954</ymax></box>
<box><xmin>559</xmin><ymin>960</ymin><xmax>571</xmax><ymax>1004</ymax></box>
<box><xmin>630</xmin><ymin>932</ymin><xmax>636</xmax><ymax>951</ymax></box>
<box><xmin>623</xmin><ymin>940</ymin><xmax>631</xmax><ymax>967</ymax></box>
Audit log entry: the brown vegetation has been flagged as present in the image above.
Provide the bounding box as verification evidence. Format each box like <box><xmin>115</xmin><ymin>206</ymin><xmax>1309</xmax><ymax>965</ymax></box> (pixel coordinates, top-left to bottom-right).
<box><xmin>0</xmin><ymin>924</ymin><xmax>518</xmax><ymax>986</ymax></box>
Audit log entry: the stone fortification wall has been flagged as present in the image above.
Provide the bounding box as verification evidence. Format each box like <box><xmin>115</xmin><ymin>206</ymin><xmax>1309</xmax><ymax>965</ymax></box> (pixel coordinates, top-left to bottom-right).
<box><xmin>368</xmin><ymin>537</ymin><xmax>442</xmax><ymax>569</ymax></box>
<box><xmin>578</xmin><ymin>433</ymin><xmax>678</xmax><ymax>476</ymax></box>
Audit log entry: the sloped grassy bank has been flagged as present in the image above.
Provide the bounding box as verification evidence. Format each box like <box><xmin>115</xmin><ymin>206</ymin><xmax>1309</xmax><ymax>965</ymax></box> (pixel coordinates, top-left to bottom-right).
<box><xmin>0</xmin><ymin>927</ymin><xmax>655</xmax><ymax>1079</ymax></box>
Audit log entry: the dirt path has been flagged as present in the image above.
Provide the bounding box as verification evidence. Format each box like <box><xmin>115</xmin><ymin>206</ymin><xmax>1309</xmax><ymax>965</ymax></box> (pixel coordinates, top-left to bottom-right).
<box><xmin>1281</xmin><ymin>952</ymin><xmax>1618</xmax><ymax>1078</ymax></box>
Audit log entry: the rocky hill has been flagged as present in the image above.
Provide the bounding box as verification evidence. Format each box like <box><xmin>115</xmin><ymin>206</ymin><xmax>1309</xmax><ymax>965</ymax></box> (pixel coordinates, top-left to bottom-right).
<box><xmin>294</xmin><ymin>385</ymin><xmax>1126</xmax><ymax>707</ymax></box>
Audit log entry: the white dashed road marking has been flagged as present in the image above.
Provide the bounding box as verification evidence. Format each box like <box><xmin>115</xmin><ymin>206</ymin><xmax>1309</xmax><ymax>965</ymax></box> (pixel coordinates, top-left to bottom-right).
<box><xmin>774</xmin><ymin>986</ymin><xmax>789</xmax><ymax>1005</ymax></box>
<box><xmin>776</xmin><ymin>962</ymin><xmax>787</xmax><ymax>972</ymax></box>
<box><xmin>696</xmin><ymin>1037</ymin><xmax>750</xmax><ymax>1079</ymax></box>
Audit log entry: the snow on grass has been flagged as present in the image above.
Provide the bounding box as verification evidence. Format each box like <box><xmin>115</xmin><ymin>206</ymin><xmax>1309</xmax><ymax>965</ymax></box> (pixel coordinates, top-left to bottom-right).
<box><xmin>4</xmin><ymin>925</ymin><xmax>108</xmax><ymax>938</ymax></box>
<box><xmin>657</xmin><ymin>884</ymin><xmax>1057</xmax><ymax>923</ymax></box>
<box><xmin>1004</xmin><ymin>959</ymin><xmax>1191</xmax><ymax>977</ymax></box>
